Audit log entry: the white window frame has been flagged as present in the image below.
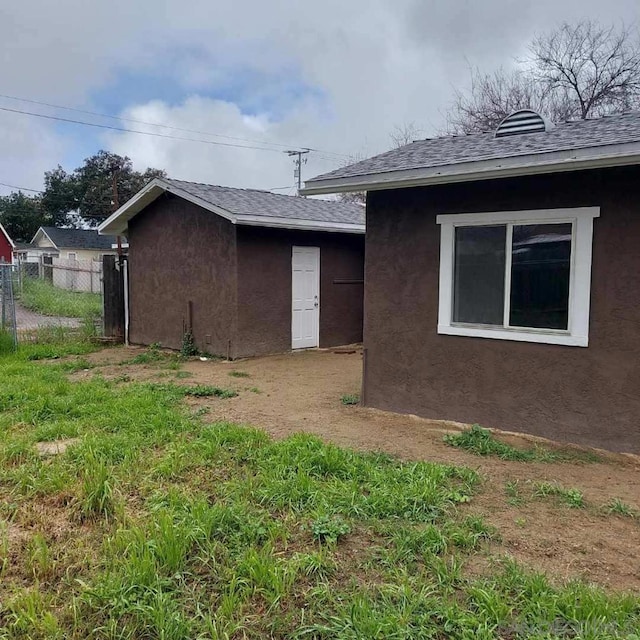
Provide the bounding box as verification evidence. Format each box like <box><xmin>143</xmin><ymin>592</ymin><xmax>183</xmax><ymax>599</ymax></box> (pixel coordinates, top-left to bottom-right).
<box><xmin>436</xmin><ymin>207</ymin><xmax>600</xmax><ymax>347</ymax></box>
<box><xmin>67</xmin><ymin>252</ymin><xmax>77</xmax><ymax>261</ymax></box>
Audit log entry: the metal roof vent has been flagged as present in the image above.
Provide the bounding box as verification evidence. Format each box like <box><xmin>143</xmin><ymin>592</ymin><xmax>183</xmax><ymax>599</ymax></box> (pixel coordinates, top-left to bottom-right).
<box><xmin>495</xmin><ymin>110</ymin><xmax>552</xmax><ymax>138</ymax></box>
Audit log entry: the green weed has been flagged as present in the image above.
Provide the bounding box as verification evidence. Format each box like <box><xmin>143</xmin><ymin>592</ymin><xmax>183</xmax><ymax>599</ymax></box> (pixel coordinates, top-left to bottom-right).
<box><xmin>183</xmin><ymin>384</ymin><xmax>238</xmax><ymax>398</ymax></box>
<box><xmin>181</xmin><ymin>330</ymin><xmax>198</xmax><ymax>357</ymax></box>
<box><xmin>311</xmin><ymin>516</ymin><xmax>351</xmax><ymax>544</ymax></box>
<box><xmin>605</xmin><ymin>498</ymin><xmax>637</xmax><ymax>518</ymax></box>
<box><xmin>340</xmin><ymin>393</ymin><xmax>360</xmax><ymax>406</ymax></box>
<box><xmin>533</xmin><ymin>481</ymin><xmax>585</xmax><ymax>508</ymax></box>
<box><xmin>77</xmin><ymin>452</ymin><xmax>119</xmax><ymax>521</ymax></box>
<box><xmin>444</xmin><ymin>424</ymin><xmax>599</xmax><ymax>463</ymax></box>
<box><xmin>229</xmin><ymin>370</ymin><xmax>250</xmax><ymax>378</ymax></box>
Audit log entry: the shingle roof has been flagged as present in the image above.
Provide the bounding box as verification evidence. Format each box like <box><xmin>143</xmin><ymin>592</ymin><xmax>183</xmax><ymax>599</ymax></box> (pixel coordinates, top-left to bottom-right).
<box><xmin>308</xmin><ymin>111</ymin><xmax>640</xmax><ymax>183</ymax></box>
<box><xmin>165</xmin><ymin>179</ymin><xmax>364</xmax><ymax>225</ymax></box>
<box><xmin>40</xmin><ymin>227</ymin><xmax>117</xmax><ymax>250</ymax></box>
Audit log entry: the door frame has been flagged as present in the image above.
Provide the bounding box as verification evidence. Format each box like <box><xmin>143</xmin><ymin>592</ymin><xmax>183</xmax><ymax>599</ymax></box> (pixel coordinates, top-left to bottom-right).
<box><xmin>291</xmin><ymin>246</ymin><xmax>320</xmax><ymax>349</ymax></box>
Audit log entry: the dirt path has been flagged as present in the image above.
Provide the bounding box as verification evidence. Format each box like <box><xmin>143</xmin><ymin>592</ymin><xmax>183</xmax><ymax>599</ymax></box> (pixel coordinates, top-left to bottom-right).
<box><xmin>15</xmin><ymin>303</ymin><xmax>81</xmax><ymax>331</ymax></box>
<box><xmin>78</xmin><ymin>346</ymin><xmax>640</xmax><ymax>592</ymax></box>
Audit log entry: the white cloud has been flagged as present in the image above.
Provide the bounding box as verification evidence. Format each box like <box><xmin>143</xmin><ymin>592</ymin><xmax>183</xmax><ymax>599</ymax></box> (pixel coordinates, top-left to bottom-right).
<box><xmin>1</xmin><ymin>0</ymin><xmax>638</xmax><ymax>193</ymax></box>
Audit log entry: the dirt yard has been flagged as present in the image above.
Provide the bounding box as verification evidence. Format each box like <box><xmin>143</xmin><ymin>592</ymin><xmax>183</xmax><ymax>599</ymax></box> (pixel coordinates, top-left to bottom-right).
<box><xmin>77</xmin><ymin>345</ymin><xmax>640</xmax><ymax>592</ymax></box>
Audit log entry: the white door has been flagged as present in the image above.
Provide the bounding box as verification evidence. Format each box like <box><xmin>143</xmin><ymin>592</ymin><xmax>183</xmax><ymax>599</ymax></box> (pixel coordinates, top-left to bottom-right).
<box><xmin>292</xmin><ymin>246</ymin><xmax>320</xmax><ymax>349</ymax></box>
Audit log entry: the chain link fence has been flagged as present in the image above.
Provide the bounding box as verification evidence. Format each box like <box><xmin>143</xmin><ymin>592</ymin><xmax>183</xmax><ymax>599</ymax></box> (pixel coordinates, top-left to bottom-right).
<box><xmin>0</xmin><ymin>262</ymin><xmax>18</xmax><ymax>351</ymax></box>
<box><xmin>11</xmin><ymin>255</ymin><xmax>105</xmax><ymax>341</ymax></box>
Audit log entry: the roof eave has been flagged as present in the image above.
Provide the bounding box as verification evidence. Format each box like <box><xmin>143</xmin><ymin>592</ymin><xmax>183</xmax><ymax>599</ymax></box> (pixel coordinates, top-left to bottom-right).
<box><xmin>236</xmin><ymin>215</ymin><xmax>364</xmax><ymax>234</ymax></box>
<box><xmin>300</xmin><ymin>143</ymin><xmax>640</xmax><ymax>195</ymax></box>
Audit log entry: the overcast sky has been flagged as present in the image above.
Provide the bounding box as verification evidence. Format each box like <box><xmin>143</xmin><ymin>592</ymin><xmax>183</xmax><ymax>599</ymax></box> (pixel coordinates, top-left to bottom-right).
<box><xmin>0</xmin><ymin>0</ymin><xmax>638</xmax><ymax>197</ymax></box>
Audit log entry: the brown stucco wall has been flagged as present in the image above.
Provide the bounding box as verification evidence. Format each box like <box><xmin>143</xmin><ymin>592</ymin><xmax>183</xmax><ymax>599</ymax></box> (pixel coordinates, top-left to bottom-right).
<box><xmin>236</xmin><ymin>226</ymin><xmax>364</xmax><ymax>358</ymax></box>
<box><xmin>364</xmin><ymin>166</ymin><xmax>640</xmax><ymax>453</ymax></box>
<box><xmin>127</xmin><ymin>193</ymin><xmax>238</xmax><ymax>355</ymax></box>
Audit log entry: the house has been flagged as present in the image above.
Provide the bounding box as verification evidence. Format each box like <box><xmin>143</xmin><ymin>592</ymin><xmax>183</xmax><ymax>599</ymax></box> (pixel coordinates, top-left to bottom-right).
<box><xmin>31</xmin><ymin>226</ymin><xmax>119</xmax><ymax>262</ymax></box>
<box><xmin>98</xmin><ymin>178</ymin><xmax>365</xmax><ymax>357</ymax></box>
<box><xmin>302</xmin><ymin>109</ymin><xmax>640</xmax><ymax>454</ymax></box>
<box><xmin>0</xmin><ymin>222</ymin><xmax>15</xmax><ymax>264</ymax></box>
<box><xmin>29</xmin><ymin>227</ymin><xmax>119</xmax><ymax>293</ymax></box>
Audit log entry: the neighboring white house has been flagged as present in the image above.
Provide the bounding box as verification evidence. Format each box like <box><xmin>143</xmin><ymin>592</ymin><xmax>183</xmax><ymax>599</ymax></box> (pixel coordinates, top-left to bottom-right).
<box><xmin>31</xmin><ymin>227</ymin><xmax>119</xmax><ymax>262</ymax></box>
<box><xmin>27</xmin><ymin>227</ymin><xmax>119</xmax><ymax>293</ymax></box>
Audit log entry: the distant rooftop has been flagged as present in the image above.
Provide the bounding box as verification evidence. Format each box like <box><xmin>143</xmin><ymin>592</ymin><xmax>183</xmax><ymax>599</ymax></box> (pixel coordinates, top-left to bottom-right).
<box><xmin>38</xmin><ymin>227</ymin><xmax>118</xmax><ymax>250</ymax></box>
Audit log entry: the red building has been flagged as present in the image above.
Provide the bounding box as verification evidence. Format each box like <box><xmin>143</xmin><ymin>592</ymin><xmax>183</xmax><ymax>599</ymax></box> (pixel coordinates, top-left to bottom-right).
<box><xmin>0</xmin><ymin>223</ymin><xmax>15</xmax><ymax>264</ymax></box>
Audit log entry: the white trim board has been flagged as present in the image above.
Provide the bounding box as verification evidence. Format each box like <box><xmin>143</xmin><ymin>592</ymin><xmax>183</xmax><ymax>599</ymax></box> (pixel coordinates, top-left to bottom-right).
<box><xmin>98</xmin><ymin>178</ymin><xmax>365</xmax><ymax>236</ymax></box>
<box><xmin>300</xmin><ymin>143</ymin><xmax>640</xmax><ymax>195</ymax></box>
<box><xmin>437</xmin><ymin>207</ymin><xmax>600</xmax><ymax>348</ymax></box>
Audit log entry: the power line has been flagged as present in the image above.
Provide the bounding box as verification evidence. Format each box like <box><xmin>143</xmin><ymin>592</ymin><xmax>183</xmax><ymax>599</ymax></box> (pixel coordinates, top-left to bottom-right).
<box><xmin>0</xmin><ymin>105</ymin><xmax>292</xmax><ymax>152</ymax></box>
<box><xmin>0</xmin><ymin>93</ymin><xmax>351</xmax><ymax>159</ymax></box>
<box><xmin>0</xmin><ymin>181</ymin><xmax>43</xmax><ymax>193</ymax></box>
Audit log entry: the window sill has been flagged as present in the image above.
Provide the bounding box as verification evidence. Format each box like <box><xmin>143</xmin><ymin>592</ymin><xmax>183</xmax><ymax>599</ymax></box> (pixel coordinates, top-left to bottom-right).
<box><xmin>437</xmin><ymin>324</ymin><xmax>588</xmax><ymax>347</ymax></box>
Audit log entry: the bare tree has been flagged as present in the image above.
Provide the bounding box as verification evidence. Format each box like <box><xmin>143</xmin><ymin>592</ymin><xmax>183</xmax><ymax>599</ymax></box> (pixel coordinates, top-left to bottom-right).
<box><xmin>447</xmin><ymin>20</ymin><xmax>640</xmax><ymax>134</ymax></box>
<box><xmin>337</xmin><ymin>152</ymin><xmax>367</xmax><ymax>205</ymax></box>
<box><xmin>337</xmin><ymin>125</ymin><xmax>424</xmax><ymax>205</ymax></box>
<box><xmin>389</xmin><ymin>121</ymin><xmax>423</xmax><ymax>148</ymax></box>
<box><xmin>531</xmin><ymin>21</ymin><xmax>640</xmax><ymax>119</ymax></box>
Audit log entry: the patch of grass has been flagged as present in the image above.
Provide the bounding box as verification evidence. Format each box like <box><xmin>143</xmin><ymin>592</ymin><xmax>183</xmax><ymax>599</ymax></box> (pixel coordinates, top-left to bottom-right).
<box><xmin>605</xmin><ymin>498</ymin><xmax>637</xmax><ymax>519</ymax></box>
<box><xmin>182</xmin><ymin>384</ymin><xmax>238</xmax><ymax>399</ymax></box>
<box><xmin>0</xmin><ymin>329</ymin><xmax>16</xmax><ymax>354</ymax></box>
<box><xmin>20</xmin><ymin>277</ymin><xmax>102</xmax><ymax>318</ymax></box>
<box><xmin>1</xmin><ymin>344</ymin><xmax>638</xmax><ymax>638</ymax></box>
<box><xmin>533</xmin><ymin>481</ymin><xmax>585</xmax><ymax>508</ymax></box>
<box><xmin>128</xmin><ymin>345</ymin><xmax>165</xmax><ymax>365</ymax></box>
<box><xmin>77</xmin><ymin>452</ymin><xmax>120</xmax><ymax>522</ymax></box>
<box><xmin>444</xmin><ymin>424</ymin><xmax>599</xmax><ymax>463</ymax></box>
<box><xmin>248</xmin><ymin>386</ymin><xmax>261</xmax><ymax>394</ymax></box>
<box><xmin>505</xmin><ymin>479</ymin><xmax>524</xmax><ymax>506</ymax></box>
<box><xmin>229</xmin><ymin>369</ymin><xmax>250</xmax><ymax>378</ymax></box>
<box><xmin>340</xmin><ymin>393</ymin><xmax>360</xmax><ymax>406</ymax></box>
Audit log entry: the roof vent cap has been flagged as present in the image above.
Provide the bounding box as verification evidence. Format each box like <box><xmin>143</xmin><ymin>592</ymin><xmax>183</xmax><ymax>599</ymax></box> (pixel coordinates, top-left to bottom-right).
<box><xmin>495</xmin><ymin>109</ymin><xmax>553</xmax><ymax>138</ymax></box>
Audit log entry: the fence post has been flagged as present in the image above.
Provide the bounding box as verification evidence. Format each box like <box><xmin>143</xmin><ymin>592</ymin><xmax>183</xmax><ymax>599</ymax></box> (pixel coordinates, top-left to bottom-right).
<box><xmin>42</xmin><ymin>255</ymin><xmax>53</xmax><ymax>283</ymax></box>
<box><xmin>102</xmin><ymin>255</ymin><xmax>126</xmax><ymax>341</ymax></box>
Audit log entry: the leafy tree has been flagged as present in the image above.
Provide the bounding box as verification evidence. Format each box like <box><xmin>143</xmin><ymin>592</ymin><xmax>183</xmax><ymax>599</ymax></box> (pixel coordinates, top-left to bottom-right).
<box><xmin>41</xmin><ymin>151</ymin><xmax>166</xmax><ymax>227</ymax></box>
<box><xmin>448</xmin><ymin>20</ymin><xmax>640</xmax><ymax>133</ymax></box>
<box><xmin>0</xmin><ymin>192</ymin><xmax>46</xmax><ymax>242</ymax></box>
<box><xmin>41</xmin><ymin>166</ymin><xmax>78</xmax><ymax>225</ymax></box>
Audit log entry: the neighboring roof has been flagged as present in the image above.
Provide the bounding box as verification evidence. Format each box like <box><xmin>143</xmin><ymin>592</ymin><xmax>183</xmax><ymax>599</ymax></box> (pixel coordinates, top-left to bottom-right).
<box><xmin>34</xmin><ymin>226</ymin><xmax>118</xmax><ymax>250</ymax></box>
<box><xmin>0</xmin><ymin>222</ymin><xmax>15</xmax><ymax>248</ymax></box>
<box><xmin>302</xmin><ymin>111</ymin><xmax>640</xmax><ymax>195</ymax></box>
<box><xmin>98</xmin><ymin>178</ymin><xmax>365</xmax><ymax>236</ymax></box>
<box><xmin>14</xmin><ymin>242</ymin><xmax>41</xmax><ymax>251</ymax></box>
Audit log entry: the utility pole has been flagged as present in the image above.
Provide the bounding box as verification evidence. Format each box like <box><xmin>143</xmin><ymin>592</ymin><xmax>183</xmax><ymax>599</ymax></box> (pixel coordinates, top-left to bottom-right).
<box><xmin>284</xmin><ymin>149</ymin><xmax>310</xmax><ymax>195</ymax></box>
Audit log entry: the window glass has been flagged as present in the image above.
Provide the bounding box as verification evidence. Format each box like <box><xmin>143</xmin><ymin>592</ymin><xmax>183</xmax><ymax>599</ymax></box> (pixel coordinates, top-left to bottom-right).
<box><xmin>509</xmin><ymin>223</ymin><xmax>571</xmax><ymax>330</ymax></box>
<box><xmin>453</xmin><ymin>225</ymin><xmax>506</xmax><ymax>325</ymax></box>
